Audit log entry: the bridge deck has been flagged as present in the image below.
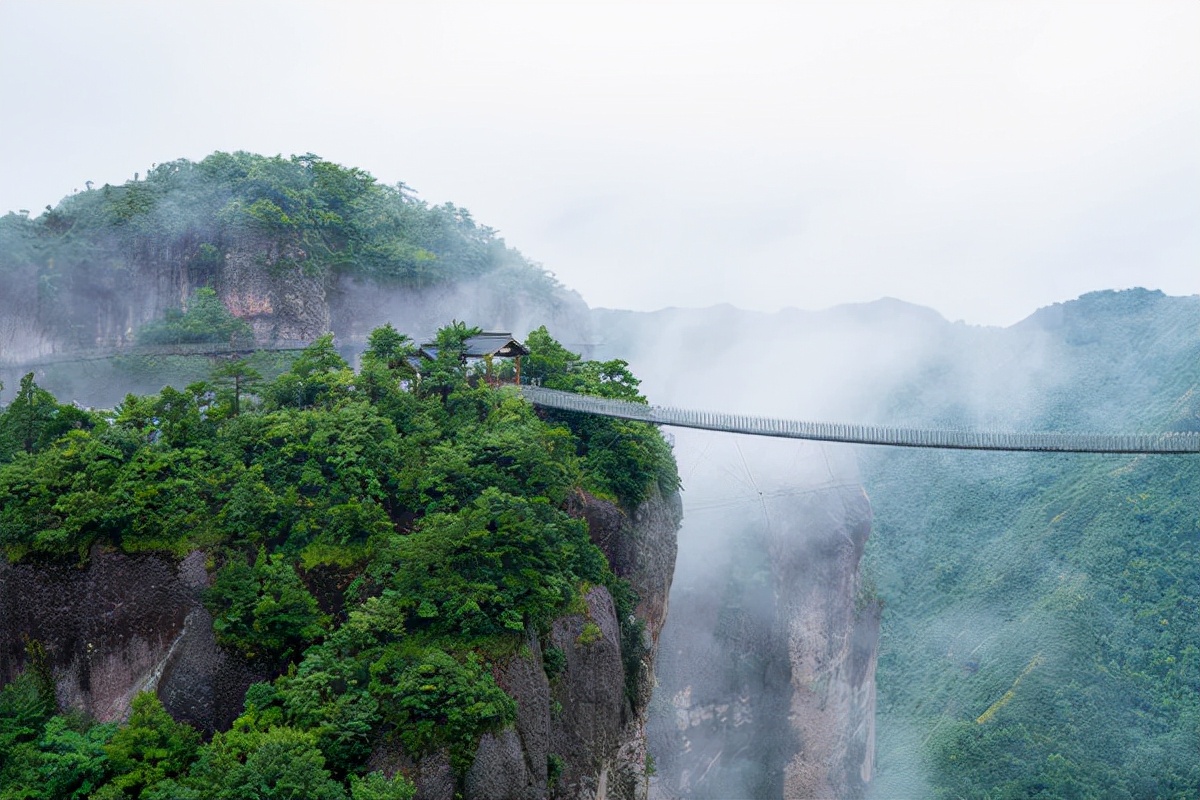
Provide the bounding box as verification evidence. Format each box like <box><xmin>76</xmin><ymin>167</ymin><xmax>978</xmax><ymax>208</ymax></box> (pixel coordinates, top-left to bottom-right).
<box><xmin>520</xmin><ymin>386</ymin><xmax>1200</xmax><ymax>454</ymax></box>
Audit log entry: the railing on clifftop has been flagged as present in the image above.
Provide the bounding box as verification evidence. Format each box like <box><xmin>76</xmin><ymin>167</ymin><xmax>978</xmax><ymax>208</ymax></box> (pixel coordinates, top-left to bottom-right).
<box><xmin>1</xmin><ymin>340</ymin><xmax>314</xmax><ymax>369</ymax></box>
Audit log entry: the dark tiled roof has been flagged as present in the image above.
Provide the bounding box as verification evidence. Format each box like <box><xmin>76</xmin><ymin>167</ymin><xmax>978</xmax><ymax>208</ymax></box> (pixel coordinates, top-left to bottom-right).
<box><xmin>464</xmin><ymin>333</ymin><xmax>529</xmax><ymax>357</ymax></box>
<box><xmin>419</xmin><ymin>333</ymin><xmax>529</xmax><ymax>360</ymax></box>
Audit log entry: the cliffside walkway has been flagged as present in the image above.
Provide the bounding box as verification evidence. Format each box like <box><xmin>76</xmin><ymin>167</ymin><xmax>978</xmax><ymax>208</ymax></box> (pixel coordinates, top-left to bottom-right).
<box><xmin>2</xmin><ymin>340</ymin><xmax>314</xmax><ymax>369</ymax></box>
<box><xmin>520</xmin><ymin>386</ymin><xmax>1200</xmax><ymax>454</ymax></box>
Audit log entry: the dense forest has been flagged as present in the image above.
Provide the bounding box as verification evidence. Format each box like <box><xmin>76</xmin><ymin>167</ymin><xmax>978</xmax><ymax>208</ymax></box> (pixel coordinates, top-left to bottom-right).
<box><xmin>0</xmin><ymin>323</ymin><xmax>678</xmax><ymax>799</ymax></box>
<box><xmin>862</xmin><ymin>290</ymin><xmax>1200</xmax><ymax>798</ymax></box>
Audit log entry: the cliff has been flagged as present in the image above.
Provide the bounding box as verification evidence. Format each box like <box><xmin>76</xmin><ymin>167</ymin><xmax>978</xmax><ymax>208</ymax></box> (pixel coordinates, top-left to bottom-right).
<box><xmin>0</xmin><ymin>487</ymin><xmax>681</xmax><ymax>800</ymax></box>
<box><xmin>370</xmin><ymin>485</ymin><xmax>682</xmax><ymax>800</ymax></box>
<box><xmin>0</xmin><ymin>153</ymin><xmax>594</xmax><ymax>370</ymax></box>
<box><xmin>0</xmin><ymin>549</ymin><xmax>266</xmax><ymax>734</ymax></box>
<box><xmin>0</xmin><ymin>232</ymin><xmax>590</xmax><ymax>362</ymax></box>
<box><xmin>648</xmin><ymin>483</ymin><xmax>877</xmax><ymax>799</ymax></box>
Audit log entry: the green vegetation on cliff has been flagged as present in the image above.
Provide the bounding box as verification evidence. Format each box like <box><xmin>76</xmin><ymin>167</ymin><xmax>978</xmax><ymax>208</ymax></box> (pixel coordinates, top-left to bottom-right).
<box><xmin>0</xmin><ymin>324</ymin><xmax>678</xmax><ymax>798</ymax></box>
<box><xmin>0</xmin><ymin>151</ymin><xmax>562</xmax><ymax>349</ymax></box>
<box><xmin>135</xmin><ymin>287</ymin><xmax>253</xmax><ymax>347</ymax></box>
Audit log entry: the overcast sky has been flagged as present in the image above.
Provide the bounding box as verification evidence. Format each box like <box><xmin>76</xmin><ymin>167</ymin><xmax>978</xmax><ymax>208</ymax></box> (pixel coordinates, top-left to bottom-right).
<box><xmin>1</xmin><ymin>1</ymin><xmax>1196</xmax><ymax>326</ymax></box>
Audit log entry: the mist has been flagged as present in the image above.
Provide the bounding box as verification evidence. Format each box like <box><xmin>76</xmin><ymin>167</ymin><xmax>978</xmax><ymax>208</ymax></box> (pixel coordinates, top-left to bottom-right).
<box><xmin>2</xmin><ymin>1</ymin><xmax>1199</xmax><ymax>796</ymax></box>
<box><xmin>2</xmin><ymin>2</ymin><xmax>1198</xmax><ymax>326</ymax></box>
<box><xmin>598</xmin><ymin>289</ymin><xmax>1200</xmax><ymax>796</ymax></box>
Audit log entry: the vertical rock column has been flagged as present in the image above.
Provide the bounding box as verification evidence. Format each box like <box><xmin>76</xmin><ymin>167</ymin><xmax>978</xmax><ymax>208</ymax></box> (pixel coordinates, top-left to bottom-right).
<box><xmin>649</xmin><ymin>483</ymin><xmax>878</xmax><ymax>799</ymax></box>
<box><xmin>771</xmin><ymin>485</ymin><xmax>877</xmax><ymax>799</ymax></box>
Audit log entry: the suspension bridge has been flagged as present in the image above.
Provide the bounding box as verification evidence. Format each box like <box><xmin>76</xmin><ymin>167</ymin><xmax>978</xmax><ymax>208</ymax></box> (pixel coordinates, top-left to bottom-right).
<box><xmin>520</xmin><ymin>386</ymin><xmax>1200</xmax><ymax>455</ymax></box>
<box><xmin>7</xmin><ymin>342</ymin><xmax>1199</xmax><ymax>454</ymax></box>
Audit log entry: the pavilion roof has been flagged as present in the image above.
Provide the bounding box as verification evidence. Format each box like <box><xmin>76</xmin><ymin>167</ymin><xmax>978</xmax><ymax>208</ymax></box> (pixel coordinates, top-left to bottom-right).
<box><xmin>418</xmin><ymin>332</ymin><xmax>529</xmax><ymax>360</ymax></box>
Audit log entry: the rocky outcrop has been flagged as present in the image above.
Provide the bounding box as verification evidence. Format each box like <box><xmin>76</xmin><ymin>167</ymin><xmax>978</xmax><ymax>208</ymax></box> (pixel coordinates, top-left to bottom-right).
<box><xmin>0</xmin><ymin>547</ymin><xmax>266</xmax><ymax>733</ymax></box>
<box><xmin>549</xmin><ymin>484</ymin><xmax>682</xmax><ymax>798</ymax></box>
<box><xmin>218</xmin><ymin>234</ymin><xmax>331</xmax><ymax>341</ymax></box>
<box><xmin>367</xmin><ymin>486</ymin><xmax>682</xmax><ymax>799</ymax></box>
<box><xmin>545</xmin><ymin>584</ymin><xmax>633</xmax><ymax>798</ymax></box>
<box><xmin>568</xmin><ymin>486</ymin><xmax>681</xmax><ymax>646</ymax></box>
<box><xmin>774</xmin><ymin>486</ymin><xmax>877</xmax><ymax>799</ymax></box>
<box><xmin>649</xmin><ymin>484</ymin><xmax>877</xmax><ymax>799</ymax></box>
<box><xmin>0</xmin><ymin>226</ymin><xmax>591</xmax><ymax>365</ymax></box>
<box><xmin>0</xmin><ymin>424</ymin><xmax>677</xmax><ymax>800</ymax></box>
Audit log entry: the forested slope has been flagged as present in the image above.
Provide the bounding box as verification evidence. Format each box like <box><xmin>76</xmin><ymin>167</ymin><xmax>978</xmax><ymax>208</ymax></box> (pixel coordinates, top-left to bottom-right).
<box><xmin>596</xmin><ymin>289</ymin><xmax>1200</xmax><ymax>797</ymax></box>
<box><xmin>0</xmin><ymin>324</ymin><xmax>679</xmax><ymax>799</ymax></box>
<box><xmin>864</xmin><ymin>290</ymin><xmax>1200</xmax><ymax>797</ymax></box>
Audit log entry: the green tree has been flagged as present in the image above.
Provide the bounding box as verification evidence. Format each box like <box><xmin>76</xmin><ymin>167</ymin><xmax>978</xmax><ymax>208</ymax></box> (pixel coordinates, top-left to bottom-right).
<box><xmin>0</xmin><ymin>373</ymin><xmax>87</xmax><ymax>459</ymax></box>
<box><xmin>521</xmin><ymin>325</ymin><xmax>581</xmax><ymax>387</ymax></box>
<box><xmin>263</xmin><ymin>335</ymin><xmax>353</xmax><ymax>410</ymax></box>
<box><xmin>348</xmin><ymin>772</ymin><xmax>416</xmax><ymax>800</ymax></box>
<box><xmin>357</xmin><ymin>325</ymin><xmax>418</xmax><ymax>408</ymax></box>
<box><xmin>368</xmin><ymin>648</ymin><xmax>515</xmax><ymax>775</ymax></box>
<box><xmin>205</xmin><ymin>549</ymin><xmax>329</xmax><ymax>663</ymax></box>
<box><xmin>521</xmin><ymin>329</ymin><xmax>677</xmax><ymax>507</ymax></box>
<box><xmin>135</xmin><ymin>287</ymin><xmax>252</xmax><ymax>346</ymax></box>
<box><xmin>28</xmin><ymin>715</ymin><xmax>119</xmax><ymax>800</ymax></box>
<box><xmin>417</xmin><ymin>321</ymin><xmax>479</xmax><ymax>401</ymax></box>
<box><xmin>0</xmin><ymin>429</ymin><xmax>127</xmax><ymax>558</ymax></box>
<box><xmin>147</xmin><ymin>385</ymin><xmax>209</xmax><ymax>448</ymax></box>
<box><xmin>182</xmin><ymin>723</ymin><xmax>346</xmax><ymax>800</ymax></box>
<box><xmin>387</xmin><ymin>488</ymin><xmax>606</xmax><ymax>637</ymax></box>
<box><xmin>274</xmin><ymin>637</ymin><xmax>381</xmax><ymax>774</ymax></box>
<box><xmin>212</xmin><ymin>358</ymin><xmax>262</xmax><ymax>417</ymax></box>
<box><xmin>102</xmin><ymin>693</ymin><xmax>200</xmax><ymax>799</ymax></box>
<box><xmin>0</xmin><ymin>671</ymin><xmax>55</xmax><ymax>781</ymax></box>
<box><xmin>104</xmin><ymin>445</ymin><xmax>216</xmax><ymax>554</ymax></box>
<box><xmin>361</xmin><ymin>323</ymin><xmax>416</xmax><ymax>375</ymax></box>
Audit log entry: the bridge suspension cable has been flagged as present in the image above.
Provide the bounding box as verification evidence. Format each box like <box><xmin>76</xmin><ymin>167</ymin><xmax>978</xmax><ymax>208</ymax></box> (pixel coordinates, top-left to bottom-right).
<box><xmin>520</xmin><ymin>386</ymin><xmax>1200</xmax><ymax>455</ymax></box>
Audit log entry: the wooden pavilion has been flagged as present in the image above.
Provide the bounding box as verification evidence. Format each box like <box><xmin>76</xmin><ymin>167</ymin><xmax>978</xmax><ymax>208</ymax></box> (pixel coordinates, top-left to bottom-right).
<box><xmin>418</xmin><ymin>332</ymin><xmax>530</xmax><ymax>384</ymax></box>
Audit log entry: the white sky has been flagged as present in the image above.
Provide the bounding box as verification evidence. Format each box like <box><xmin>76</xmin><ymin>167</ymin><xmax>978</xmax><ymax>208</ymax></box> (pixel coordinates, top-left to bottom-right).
<box><xmin>1</xmin><ymin>1</ymin><xmax>1196</xmax><ymax>326</ymax></box>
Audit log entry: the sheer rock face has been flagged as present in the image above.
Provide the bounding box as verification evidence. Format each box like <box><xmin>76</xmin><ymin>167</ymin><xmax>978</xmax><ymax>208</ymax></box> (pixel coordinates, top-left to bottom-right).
<box><xmin>0</xmin><ymin>548</ymin><xmax>264</xmax><ymax>733</ymax></box>
<box><xmin>0</xmin><ymin>485</ymin><xmax>680</xmax><ymax>799</ymax></box>
<box><xmin>219</xmin><ymin>235</ymin><xmax>331</xmax><ymax>342</ymax></box>
<box><xmin>368</xmin><ymin>485</ymin><xmax>682</xmax><ymax>800</ymax></box>
<box><xmin>568</xmin><ymin>487</ymin><xmax>682</xmax><ymax>648</ymax></box>
<box><xmin>773</xmin><ymin>486</ymin><xmax>877</xmax><ymax>799</ymax></box>
<box><xmin>0</xmin><ymin>229</ymin><xmax>330</xmax><ymax>358</ymax></box>
<box><xmin>649</xmin><ymin>484</ymin><xmax>878</xmax><ymax>800</ymax></box>
<box><xmin>1</xmin><ymin>226</ymin><xmax>595</xmax><ymax>419</ymax></box>
<box><xmin>0</xmin><ymin>228</ymin><xmax>591</xmax><ymax>364</ymax></box>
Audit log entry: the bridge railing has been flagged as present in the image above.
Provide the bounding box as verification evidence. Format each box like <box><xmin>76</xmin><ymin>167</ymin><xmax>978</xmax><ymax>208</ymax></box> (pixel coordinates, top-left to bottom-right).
<box><xmin>1</xmin><ymin>340</ymin><xmax>315</xmax><ymax>369</ymax></box>
<box><xmin>519</xmin><ymin>386</ymin><xmax>1200</xmax><ymax>454</ymax></box>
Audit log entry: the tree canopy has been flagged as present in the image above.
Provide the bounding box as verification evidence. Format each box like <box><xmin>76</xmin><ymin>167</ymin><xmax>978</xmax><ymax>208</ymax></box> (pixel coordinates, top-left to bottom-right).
<box><xmin>0</xmin><ymin>322</ymin><xmax>678</xmax><ymax>797</ymax></box>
